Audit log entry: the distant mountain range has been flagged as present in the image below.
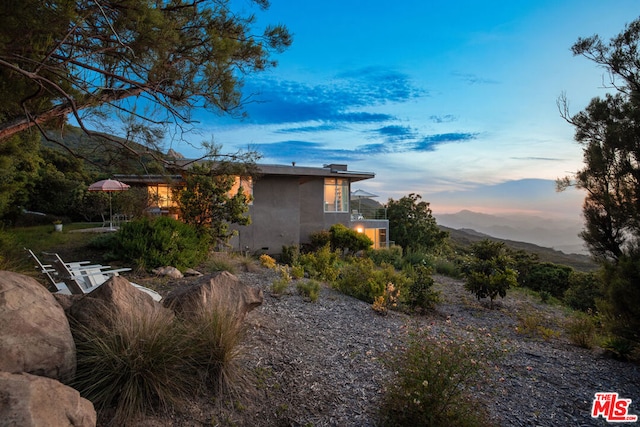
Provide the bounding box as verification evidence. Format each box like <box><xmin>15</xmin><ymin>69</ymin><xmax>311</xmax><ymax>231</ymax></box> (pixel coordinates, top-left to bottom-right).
<box><xmin>435</xmin><ymin>210</ymin><xmax>586</xmax><ymax>255</ymax></box>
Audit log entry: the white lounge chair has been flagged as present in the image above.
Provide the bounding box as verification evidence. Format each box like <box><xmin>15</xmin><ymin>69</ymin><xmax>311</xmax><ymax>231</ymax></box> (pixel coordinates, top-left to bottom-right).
<box><xmin>28</xmin><ymin>250</ymin><xmax>162</xmax><ymax>302</ymax></box>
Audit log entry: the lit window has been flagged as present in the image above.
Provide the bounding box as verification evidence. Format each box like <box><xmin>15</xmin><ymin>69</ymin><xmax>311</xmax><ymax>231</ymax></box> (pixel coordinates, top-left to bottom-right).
<box><xmin>228</xmin><ymin>176</ymin><xmax>253</xmax><ymax>205</ymax></box>
<box><xmin>324</xmin><ymin>178</ymin><xmax>349</xmax><ymax>212</ymax></box>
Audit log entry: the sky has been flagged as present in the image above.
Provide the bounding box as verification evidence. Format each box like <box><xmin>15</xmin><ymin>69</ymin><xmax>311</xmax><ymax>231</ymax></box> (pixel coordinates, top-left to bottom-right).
<box><xmin>169</xmin><ymin>0</ymin><xmax>640</xmax><ymax>221</ymax></box>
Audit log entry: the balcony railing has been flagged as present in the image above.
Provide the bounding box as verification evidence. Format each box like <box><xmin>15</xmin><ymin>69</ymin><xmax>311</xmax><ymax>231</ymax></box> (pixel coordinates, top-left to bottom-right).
<box><xmin>350</xmin><ymin>207</ymin><xmax>387</xmax><ymax>221</ymax></box>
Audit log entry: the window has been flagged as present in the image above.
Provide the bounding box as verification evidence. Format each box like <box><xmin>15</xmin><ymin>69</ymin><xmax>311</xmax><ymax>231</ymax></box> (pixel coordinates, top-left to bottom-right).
<box><xmin>147</xmin><ymin>184</ymin><xmax>176</xmax><ymax>209</ymax></box>
<box><xmin>229</xmin><ymin>176</ymin><xmax>253</xmax><ymax>205</ymax></box>
<box><xmin>324</xmin><ymin>178</ymin><xmax>349</xmax><ymax>212</ymax></box>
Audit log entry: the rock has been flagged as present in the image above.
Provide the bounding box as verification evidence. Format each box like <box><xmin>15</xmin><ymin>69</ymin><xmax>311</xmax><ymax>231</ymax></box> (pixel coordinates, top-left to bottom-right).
<box><xmin>163</xmin><ymin>271</ymin><xmax>263</xmax><ymax>322</ymax></box>
<box><xmin>0</xmin><ymin>271</ymin><xmax>76</xmax><ymax>382</ymax></box>
<box><xmin>183</xmin><ymin>268</ymin><xmax>204</xmax><ymax>277</ymax></box>
<box><xmin>0</xmin><ymin>371</ymin><xmax>96</xmax><ymax>427</ymax></box>
<box><xmin>152</xmin><ymin>266</ymin><xmax>184</xmax><ymax>279</ymax></box>
<box><xmin>68</xmin><ymin>276</ymin><xmax>172</xmax><ymax>329</ymax></box>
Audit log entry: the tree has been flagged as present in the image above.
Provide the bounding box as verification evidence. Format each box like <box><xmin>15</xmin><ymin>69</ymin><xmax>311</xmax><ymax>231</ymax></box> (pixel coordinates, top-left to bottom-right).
<box><xmin>176</xmin><ymin>161</ymin><xmax>255</xmax><ymax>246</ymax></box>
<box><xmin>463</xmin><ymin>240</ymin><xmax>517</xmax><ymax>307</ymax></box>
<box><xmin>558</xmin><ymin>17</ymin><xmax>640</xmax><ymax>343</ymax></box>
<box><xmin>0</xmin><ymin>0</ymin><xmax>291</xmax><ymax>153</ymax></box>
<box><xmin>386</xmin><ymin>193</ymin><xmax>448</xmax><ymax>253</ymax></box>
<box><xmin>0</xmin><ymin>132</ymin><xmax>43</xmax><ymax>221</ymax></box>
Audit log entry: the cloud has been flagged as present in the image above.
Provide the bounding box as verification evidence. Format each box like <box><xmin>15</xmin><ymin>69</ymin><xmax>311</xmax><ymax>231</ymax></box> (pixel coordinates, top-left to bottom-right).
<box><xmin>510</xmin><ymin>156</ymin><xmax>565</xmax><ymax>161</ymax></box>
<box><xmin>451</xmin><ymin>72</ymin><xmax>500</xmax><ymax>85</ymax></box>
<box><xmin>413</xmin><ymin>132</ymin><xmax>478</xmax><ymax>151</ymax></box>
<box><xmin>240</xmin><ymin>67</ymin><xmax>425</xmax><ymax>125</ymax></box>
<box><xmin>251</xmin><ymin>140</ymin><xmax>365</xmax><ymax>163</ymax></box>
<box><xmin>371</xmin><ymin>125</ymin><xmax>418</xmax><ymax>141</ymax></box>
<box><xmin>430</xmin><ymin>114</ymin><xmax>458</xmax><ymax>123</ymax></box>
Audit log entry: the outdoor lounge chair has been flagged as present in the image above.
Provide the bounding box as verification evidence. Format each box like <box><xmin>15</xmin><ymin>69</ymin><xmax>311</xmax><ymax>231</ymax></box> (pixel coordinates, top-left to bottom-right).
<box><xmin>27</xmin><ymin>249</ymin><xmax>161</xmax><ymax>301</ymax></box>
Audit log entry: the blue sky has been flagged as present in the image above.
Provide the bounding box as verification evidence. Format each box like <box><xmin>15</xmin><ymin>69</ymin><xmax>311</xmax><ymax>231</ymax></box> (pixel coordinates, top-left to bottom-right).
<box><xmin>172</xmin><ymin>1</ymin><xmax>639</xmax><ymax>220</ymax></box>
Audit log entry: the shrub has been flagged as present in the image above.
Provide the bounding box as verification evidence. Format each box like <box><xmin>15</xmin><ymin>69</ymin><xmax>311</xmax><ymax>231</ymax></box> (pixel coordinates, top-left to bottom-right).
<box><xmin>432</xmin><ymin>256</ymin><xmax>463</xmax><ymax>278</ymax></box>
<box><xmin>329</xmin><ymin>223</ymin><xmax>373</xmax><ymax>253</ymax></box>
<box><xmin>379</xmin><ymin>329</ymin><xmax>494</xmax><ymax>427</ymax></box>
<box><xmin>290</xmin><ymin>264</ymin><xmax>305</xmax><ymax>279</ymax></box>
<box><xmin>372</xmin><ymin>282</ymin><xmax>400</xmax><ymax>315</ymax></box>
<box><xmin>463</xmin><ymin>240</ymin><xmax>517</xmax><ymax>307</ymax></box>
<box><xmin>259</xmin><ymin>254</ymin><xmax>277</xmax><ymax>269</ymax></box>
<box><xmin>335</xmin><ymin>257</ymin><xmax>409</xmax><ymax>304</ymax></box>
<box><xmin>522</xmin><ymin>262</ymin><xmax>573</xmax><ymax>298</ymax></box>
<box><xmin>308</xmin><ymin>229</ymin><xmax>331</xmax><ymax>251</ymax></box>
<box><xmin>280</xmin><ymin>245</ymin><xmax>300</xmax><ymax>266</ymax></box>
<box><xmin>403</xmin><ymin>264</ymin><xmax>439</xmax><ymax>312</ymax></box>
<box><xmin>367</xmin><ymin>245</ymin><xmax>403</xmax><ymax>269</ymax></box>
<box><xmin>271</xmin><ymin>278</ymin><xmax>289</xmax><ymax>295</ymax></box>
<box><xmin>298</xmin><ymin>244</ymin><xmax>340</xmax><ymax>282</ymax></box>
<box><xmin>566</xmin><ymin>312</ymin><xmax>598</xmax><ymax>349</ymax></box>
<box><xmin>563</xmin><ymin>271</ymin><xmax>602</xmax><ymax>312</ymax></box>
<box><xmin>297</xmin><ymin>280</ymin><xmax>321</xmax><ymax>302</ymax></box>
<box><xmin>113</xmin><ymin>216</ymin><xmax>209</xmax><ymax>270</ymax></box>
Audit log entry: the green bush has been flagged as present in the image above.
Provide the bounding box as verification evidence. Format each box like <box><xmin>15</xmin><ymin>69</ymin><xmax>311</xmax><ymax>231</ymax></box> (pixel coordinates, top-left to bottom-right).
<box><xmin>299</xmin><ymin>244</ymin><xmax>340</xmax><ymax>282</ymax></box>
<box><xmin>280</xmin><ymin>244</ymin><xmax>300</xmax><ymax>266</ymax></box>
<box><xmin>522</xmin><ymin>262</ymin><xmax>573</xmax><ymax>298</ymax></box>
<box><xmin>329</xmin><ymin>223</ymin><xmax>373</xmax><ymax>253</ymax></box>
<box><xmin>432</xmin><ymin>256</ymin><xmax>463</xmax><ymax>278</ymax></box>
<box><xmin>367</xmin><ymin>245</ymin><xmax>403</xmax><ymax>269</ymax></box>
<box><xmin>379</xmin><ymin>330</ymin><xmax>494</xmax><ymax>427</ymax></box>
<box><xmin>563</xmin><ymin>271</ymin><xmax>602</xmax><ymax>312</ymax></box>
<box><xmin>297</xmin><ymin>280</ymin><xmax>321</xmax><ymax>302</ymax></box>
<box><xmin>308</xmin><ymin>229</ymin><xmax>331</xmax><ymax>251</ymax></box>
<box><xmin>334</xmin><ymin>257</ymin><xmax>409</xmax><ymax>303</ymax></box>
<box><xmin>566</xmin><ymin>313</ymin><xmax>598</xmax><ymax>349</ymax></box>
<box><xmin>463</xmin><ymin>240</ymin><xmax>517</xmax><ymax>307</ymax></box>
<box><xmin>403</xmin><ymin>264</ymin><xmax>439</xmax><ymax>312</ymax></box>
<box><xmin>113</xmin><ymin>216</ymin><xmax>209</xmax><ymax>270</ymax></box>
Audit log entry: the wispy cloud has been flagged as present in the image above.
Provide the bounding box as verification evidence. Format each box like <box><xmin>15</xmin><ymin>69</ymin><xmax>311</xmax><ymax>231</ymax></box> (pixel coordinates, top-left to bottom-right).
<box><xmin>430</xmin><ymin>114</ymin><xmax>458</xmax><ymax>123</ymax></box>
<box><xmin>510</xmin><ymin>156</ymin><xmax>565</xmax><ymax>161</ymax></box>
<box><xmin>414</xmin><ymin>132</ymin><xmax>478</xmax><ymax>151</ymax></box>
<box><xmin>241</xmin><ymin>67</ymin><xmax>425</xmax><ymax>125</ymax></box>
<box><xmin>451</xmin><ymin>72</ymin><xmax>500</xmax><ymax>85</ymax></box>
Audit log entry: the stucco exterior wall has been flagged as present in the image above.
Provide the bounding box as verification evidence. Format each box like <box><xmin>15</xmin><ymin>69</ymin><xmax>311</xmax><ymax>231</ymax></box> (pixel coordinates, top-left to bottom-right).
<box><xmin>231</xmin><ymin>175</ymin><xmax>301</xmax><ymax>253</ymax></box>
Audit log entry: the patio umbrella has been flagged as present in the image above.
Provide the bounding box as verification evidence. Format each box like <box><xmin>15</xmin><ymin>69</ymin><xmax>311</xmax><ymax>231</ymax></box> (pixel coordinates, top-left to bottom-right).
<box><xmin>351</xmin><ymin>189</ymin><xmax>379</xmax><ymax>212</ymax></box>
<box><xmin>88</xmin><ymin>179</ymin><xmax>130</xmax><ymax>230</ymax></box>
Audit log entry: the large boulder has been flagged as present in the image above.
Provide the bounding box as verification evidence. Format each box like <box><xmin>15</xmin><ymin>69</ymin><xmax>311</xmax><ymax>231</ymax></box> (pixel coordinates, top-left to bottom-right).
<box><xmin>68</xmin><ymin>276</ymin><xmax>171</xmax><ymax>328</ymax></box>
<box><xmin>163</xmin><ymin>271</ymin><xmax>263</xmax><ymax>321</ymax></box>
<box><xmin>0</xmin><ymin>271</ymin><xmax>76</xmax><ymax>382</ymax></box>
<box><xmin>0</xmin><ymin>371</ymin><xmax>96</xmax><ymax>427</ymax></box>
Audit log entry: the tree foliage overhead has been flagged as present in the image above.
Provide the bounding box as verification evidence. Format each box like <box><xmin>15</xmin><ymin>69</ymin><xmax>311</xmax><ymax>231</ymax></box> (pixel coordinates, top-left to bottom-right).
<box><xmin>0</xmin><ymin>0</ymin><xmax>291</xmax><ymax>147</ymax></box>
<box><xmin>386</xmin><ymin>193</ymin><xmax>448</xmax><ymax>253</ymax></box>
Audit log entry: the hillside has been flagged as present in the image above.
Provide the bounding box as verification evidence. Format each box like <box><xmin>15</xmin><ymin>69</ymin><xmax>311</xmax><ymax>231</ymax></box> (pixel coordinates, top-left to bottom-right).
<box><xmin>441</xmin><ymin>225</ymin><xmax>596</xmax><ymax>272</ymax></box>
<box><xmin>436</xmin><ymin>210</ymin><xmax>585</xmax><ymax>255</ymax></box>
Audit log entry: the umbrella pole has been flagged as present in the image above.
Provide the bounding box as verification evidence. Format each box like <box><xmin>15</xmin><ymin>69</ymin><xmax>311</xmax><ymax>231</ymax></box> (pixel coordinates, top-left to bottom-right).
<box><xmin>109</xmin><ymin>193</ymin><xmax>113</xmax><ymax>230</ymax></box>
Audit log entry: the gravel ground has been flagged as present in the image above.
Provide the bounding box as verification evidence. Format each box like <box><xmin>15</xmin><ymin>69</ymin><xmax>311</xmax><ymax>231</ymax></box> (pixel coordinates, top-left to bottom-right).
<box><xmin>136</xmin><ymin>269</ymin><xmax>640</xmax><ymax>427</ymax></box>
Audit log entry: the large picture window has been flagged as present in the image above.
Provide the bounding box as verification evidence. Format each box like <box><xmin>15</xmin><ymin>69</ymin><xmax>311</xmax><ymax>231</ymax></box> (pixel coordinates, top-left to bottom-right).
<box><xmin>324</xmin><ymin>178</ymin><xmax>349</xmax><ymax>212</ymax></box>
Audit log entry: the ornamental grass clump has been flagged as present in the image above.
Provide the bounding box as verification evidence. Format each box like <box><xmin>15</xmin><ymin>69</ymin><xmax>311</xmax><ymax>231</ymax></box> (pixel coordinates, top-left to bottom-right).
<box><xmin>183</xmin><ymin>302</ymin><xmax>245</xmax><ymax>395</ymax></box>
<box><xmin>71</xmin><ymin>309</ymin><xmax>192</xmax><ymax>425</ymax></box>
<box><xmin>296</xmin><ymin>279</ymin><xmax>321</xmax><ymax>302</ymax></box>
<box><xmin>379</xmin><ymin>329</ymin><xmax>496</xmax><ymax>427</ymax></box>
<box><xmin>71</xmin><ymin>300</ymin><xmax>245</xmax><ymax>424</ymax></box>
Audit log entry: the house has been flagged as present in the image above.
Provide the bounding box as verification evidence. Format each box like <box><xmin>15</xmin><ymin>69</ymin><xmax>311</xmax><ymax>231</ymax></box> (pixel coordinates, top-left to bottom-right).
<box><xmin>115</xmin><ymin>163</ymin><xmax>389</xmax><ymax>255</ymax></box>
